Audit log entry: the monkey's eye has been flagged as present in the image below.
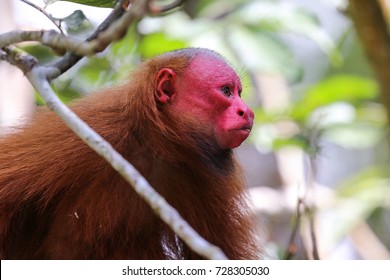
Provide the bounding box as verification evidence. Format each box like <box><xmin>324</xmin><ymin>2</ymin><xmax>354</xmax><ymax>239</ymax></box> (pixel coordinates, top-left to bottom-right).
<box><xmin>221</xmin><ymin>86</ymin><xmax>232</xmax><ymax>97</ymax></box>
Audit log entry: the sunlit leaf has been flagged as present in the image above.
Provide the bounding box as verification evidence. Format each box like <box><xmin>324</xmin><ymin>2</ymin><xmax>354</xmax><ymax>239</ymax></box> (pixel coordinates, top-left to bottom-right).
<box><xmin>238</xmin><ymin>0</ymin><xmax>342</xmax><ymax>65</ymax></box>
<box><xmin>272</xmin><ymin>135</ymin><xmax>309</xmax><ymax>150</ymax></box>
<box><xmin>34</xmin><ymin>84</ymin><xmax>81</xmax><ymax>105</ymax></box>
<box><xmin>324</xmin><ymin>122</ymin><xmax>384</xmax><ymax>149</ymax></box>
<box><xmin>20</xmin><ymin>44</ymin><xmax>57</xmax><ymax>64</ymax></box>
<box><xmin>252</xmin><ymin>108</ymin><xmax>283</xmax><ymax>123</ymax></box>
<box><xmin>110</xmin><ymin>25</ymin><xmax>139</xmax><ymax>57</ymax></box>
<box><xmin>44</xmin><ymin>0</ymin><xmax>59</xmax><ymax>6</ymax></box>
<box><xmin>291</xmin><ymin>75</ymin><xmax>379</xmax><ymax>120</ymax></box>
<box><xmin>331</xmin><ymin>167</ymin><xmax>390</xmax><ymax>240</ymax></box>
<box><xmin>78</xmin><ymin>56</ymin><xmax>113</xmax><ymax>86</ymax></box>
<box><xmin>138</xmin><ymin>32</ymin><xmax>188</xmax><ymax>58</ymax></box>
<box><xmin>355</xmin><ymin>103</ymin><xmax>387</xmax><ymax>124</ymax></box>
<box><xmin>228</xmin><ymin>25</ymin><xmax>302</xmax><ymax>81</ymax></box>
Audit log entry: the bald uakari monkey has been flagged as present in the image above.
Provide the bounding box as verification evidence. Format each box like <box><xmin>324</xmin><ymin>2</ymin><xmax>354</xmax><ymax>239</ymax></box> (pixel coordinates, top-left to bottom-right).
<box><xmin>0</xmin><ymin>48</ymin><xmax>259</xmax><ymax>259</ymax></box>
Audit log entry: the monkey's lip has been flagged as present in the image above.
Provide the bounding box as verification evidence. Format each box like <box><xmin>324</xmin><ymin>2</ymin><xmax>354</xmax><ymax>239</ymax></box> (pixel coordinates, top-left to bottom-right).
<box><xmin>238</xmin><ymin>125</ymin><xmax>252</xmax><ymax>133</ymax></box>
<box><xmin>240</xmin><ymin>126</ymin><xmax>252</xmax><ymax>132</ymax></box>
<box><xmin>230</xmin><ymin>125</ymin><xmax>252</xmax><ymax>134</ymax></box>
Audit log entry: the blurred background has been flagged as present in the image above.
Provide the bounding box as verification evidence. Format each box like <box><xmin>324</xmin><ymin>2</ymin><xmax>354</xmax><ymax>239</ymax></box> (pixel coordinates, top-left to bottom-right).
<box><xmin>1</xmin><ymin>0</ymin><xmax>389</xmax><ymax>260</ymax></box>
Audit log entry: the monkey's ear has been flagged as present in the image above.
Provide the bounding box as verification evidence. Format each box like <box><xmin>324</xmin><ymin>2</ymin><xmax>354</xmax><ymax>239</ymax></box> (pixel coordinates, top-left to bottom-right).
<box><xmin>156</xmin><ymin>68</ymin><xmax>177</xmax><ymax>103</ymax></box>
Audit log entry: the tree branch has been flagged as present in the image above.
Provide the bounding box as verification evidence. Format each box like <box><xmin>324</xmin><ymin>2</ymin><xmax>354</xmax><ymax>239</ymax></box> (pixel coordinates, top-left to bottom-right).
<box><xmin>0</xmin><ymin>46</ymin><xmax>39</xmax><ymax>74</ymax></box>
<box><xmin>47</xmin><ymin>0</ymin><xmax>149</xmax><ymax>79</ymax></box>
<box><xmin>148</xmin><ymin>0</ymin><xmax>185</xmax><ymax>15</ymax></box>
<box><xmin>348</xmin><ymin>0</ymin><xmax>390</xmax><ymax>122</ymax></box>
<box><xmin>0</xmin><ymin>0</ymin><xmax>147</xmax><ymax>71</ymax></box>
<box><xmin>284</xmin><ymin>197</ymin><xmax>304</xmax><ymax>260</ymax></box>
<box><xmin>284</xmin><ymin>128</ymin><xmax>321</xmax><ymax>260</ymax></box>
<box><xmin>0</xmin><ymin>29</ymin><xmax>85</xmax><ymax>54</ymax></box>
<box><xmin>51</xmin><ymin>0</ymin><xmax>128</xmax><ymax>77</ymax></box>
<box><xmin>307</xmin><ymin>154</ymin><xmax>320</xmax><ymax>260</ymax></box>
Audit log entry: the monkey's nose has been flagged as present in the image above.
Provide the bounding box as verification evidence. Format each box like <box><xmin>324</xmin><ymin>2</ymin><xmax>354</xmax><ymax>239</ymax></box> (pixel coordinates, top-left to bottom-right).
<box><xmin>237</xmin><ymin>105</ymin><xmax>254</xmax><ymax>121</ymax></box>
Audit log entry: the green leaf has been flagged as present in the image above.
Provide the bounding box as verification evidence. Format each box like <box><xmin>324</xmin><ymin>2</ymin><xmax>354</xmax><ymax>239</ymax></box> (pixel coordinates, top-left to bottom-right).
<box><xmin>331</xmin><ymin>167</ymin><xmax>390</xmax><ymax>240</ymax></box>
<box><xmin>238</xmin><ymin>0</ymin><xmax>341</xmax><ymax>65</ymax></box>
<box><xmin>78</xmin><ymin>56</ymin><xmax>113</xmax><ymax>86</ymax></box>
<box><xmin>44</xmin><ymin>0</ymin><xmax>60</xmax><ymax>6</ymax></box>
<box><xmin>137</xmin><ymin>32</ymin><xmax>188</xmax><ymax>58</ymax></box>
<box><xmin>291</xmin><ymin>75</ymin><xmax>379</xmax><ymax>120</ymax></box>
<box><xmin>20</xmin><ymin>44</ymin><xmax>56</xmax><ymax>64</ymax></box>
<box><xmin>272</xmin><ymin>135</ymin><xmax>309</xmax><ymax>150</ymax></box>
<box><xmin>324</xmin><ymin>121</ymin><xmax>384</xmax><ymax>149</ymax></box>
<box><xmin>228</xmin><ymin>25</ymin><xmax>302</xmax><ymax>81</ymax></box>
<box><xmin>110</xmin><ymin>25</ymin><xmax>138</xmax><ymax>57</ymax></box>
<box><xmin>54</xmin><ymin>0</ymin><xmax>116</xmax><ymax>8</ymax></box>
<box><xmin>57</xmin><ymin>10</ymin><xmax>89</xmax><ymax>31</ymax></box>
<box><xmin>34</xmin><ymin>84</ymin><xmax>81</xmax><ymax>105</ymax></box>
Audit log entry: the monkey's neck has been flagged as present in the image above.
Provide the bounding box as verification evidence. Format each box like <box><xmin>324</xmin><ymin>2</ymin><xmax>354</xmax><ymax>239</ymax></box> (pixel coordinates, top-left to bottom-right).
<box><xmin>129</xmin><ymin>108</ymin><xmax>234</xmax><ymax>176</ymax></box>
<box><xmin>191</xmin><ymin>134</ymin><xmax>234</xmax><ymax>176</ymax></box>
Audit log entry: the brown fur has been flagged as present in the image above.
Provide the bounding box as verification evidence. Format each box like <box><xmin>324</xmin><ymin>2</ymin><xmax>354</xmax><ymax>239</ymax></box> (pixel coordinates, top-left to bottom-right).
<box><xmin>0</xmin><ymin>48</ymin><xmax>259</xmax><ymax>259</ymax></box>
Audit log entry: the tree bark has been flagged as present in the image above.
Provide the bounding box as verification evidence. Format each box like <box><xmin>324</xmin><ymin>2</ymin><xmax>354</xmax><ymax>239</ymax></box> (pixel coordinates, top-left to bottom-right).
<box><xmin>348</xmin><ymin>0</ymin><xmax>390</xmax><ymax>122</ymax></box>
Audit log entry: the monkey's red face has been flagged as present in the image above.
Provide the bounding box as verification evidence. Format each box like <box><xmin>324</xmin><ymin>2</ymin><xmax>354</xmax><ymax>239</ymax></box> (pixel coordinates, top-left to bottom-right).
<box><xmin>156</xmin><ymin>55</ymin><xmax>254</xmax><ymax>150</ymax></box>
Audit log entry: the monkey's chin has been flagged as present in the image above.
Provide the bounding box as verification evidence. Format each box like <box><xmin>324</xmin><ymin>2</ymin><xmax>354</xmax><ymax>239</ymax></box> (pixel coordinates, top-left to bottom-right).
<box><xmin>220</xmin><ymin>129</ymin><xmax>251</xmax><ymax>149</ymax></box>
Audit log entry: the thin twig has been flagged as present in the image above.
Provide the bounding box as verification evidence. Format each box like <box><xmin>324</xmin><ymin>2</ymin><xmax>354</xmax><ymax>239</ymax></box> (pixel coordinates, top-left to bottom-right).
<box><xmin>284</xmin><ymin>197</ymin><xmax>304</xmax><ymax>260</ymax></box>
<box><xmin>3</xmin><ymin>0</ymin><xmax>183</xmax><ymax>79</ymax></box>
<box><xmin>304</xmin><ymin>125</ymin><xmax>321</xmax><ymax>260</ymax></box>
<box><xmin>49</xmin><ymin>0</ymin><xmax>150</xmax><ymax>79</ymax></box>
<box><xmin>19</xmin><ymin>0</ymin><xmax>64</xmax><ymax>34</ymax></box>
<box><xmin>51</xmin><ymin>0</ymin><xmax>128</xmax><ymax>77</ymax></box>
<box><xmin>307</xmin><ymin>154</ymin><xmax>320</xmax><ymax>260</ymax></box>
<box><xmin>0</xmin><ymin>0</ymin><xmax>148</xmax><ymax>75</ymax></box>
<box><xmin>284</xmin><ymin>127</ymin><xmax>321</xmax><ymax>260</ymax></box>
<box><xmin>148</xmin><ymin>0</ymin><xmax>185</xmax><ymax>15</ymax></box>
<box><xmin>0</xmin><ymin>0</ymin><xmax>187</xmax><ymax>83</ymax></box>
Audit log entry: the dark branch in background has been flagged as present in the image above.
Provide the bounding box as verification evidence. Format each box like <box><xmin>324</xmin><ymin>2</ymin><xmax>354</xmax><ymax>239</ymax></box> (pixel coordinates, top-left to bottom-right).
<box><xmin>4</xmin><ymin>0</ymin><xmax>186</xmax><ymax>78</ymax></box>
<box><xmin>51</xmin><ymin>0</ymin><xmax>185</xmax><ymax>77</ymax></box>
<box><xmin>19</xmin><ymin>0</ymin><xmax>64</xmax><ymax>34</ymax></box>
<box><xmin>0</xmin><ymin>1</ymin><xmax>131</xmax><ymax>61</ymax></box>
<box><xmin>51</xmin><ymin>0</ymin><xmax>128</xmax><ymax>77</ymax></box>
<box><xmin>284</xmin><ymin>197</ymin><xmax>320</xmax><ymax>260</ymax></box>
<box><xmin>307</xmin><ymin>154</ymin><xmax>320</xmax><ymax>260</ymax></box>
<box><xmin>285</xmin><ymin>197</ymin><xmax>304</xmax><ymax>260</ymax></box>
<box><xmin>284</xmin><ymin>127</ymin><xmax>321</xmax><ymax>260</ymax></box>
<box><xmin>148</xmin><ymin>0</ymin><xmax>185</xmax><ymax>15</ymax></box>
<box><xmin>348</xmin><ymin>0</ymin><xmax>390</xmax><ymax>124</ymax></box>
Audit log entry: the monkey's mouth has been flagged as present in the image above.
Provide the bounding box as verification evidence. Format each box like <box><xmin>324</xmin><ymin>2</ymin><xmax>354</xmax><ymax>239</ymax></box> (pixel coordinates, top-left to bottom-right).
<box><xmin>228</xmin><ymin>125</ymin><xmax>252</xmax><ymax>136</ymax></box>
<box><xmin>240</xmin><ymin>125</ymin><xmax>252</xmax><ymax>133</ymax></box>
